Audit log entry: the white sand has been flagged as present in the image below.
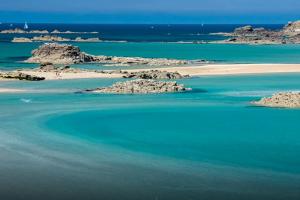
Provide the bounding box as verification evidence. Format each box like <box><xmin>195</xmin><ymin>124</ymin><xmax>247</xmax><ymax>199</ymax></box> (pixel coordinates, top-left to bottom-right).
<box><xmin>1</xmin><ymin>64</ymin><xmax>300</xmax><ymax>94</ymax></box>
<box><xmin>128</xmin><ymin>64</ymin><xmax>300</xmax><ymax>76</ymax></box>
<box><xmin>17</xmin><ymin>71</ymin><xmax>123</xmax><ymax>80</ymax></box>
<box><xmin>0</xmin><ymin>64</ymin><xmax>300</xmax><ymax>82</ymax></box>
<box><xmin>13</xmin><ymin>64</ymin><xmax>300</xmax><ymax>80</ymax></box>
<box><xmin>0</xmin><ymin>88</ymin><xmax>27</xmax><ymax>93</ymax></box>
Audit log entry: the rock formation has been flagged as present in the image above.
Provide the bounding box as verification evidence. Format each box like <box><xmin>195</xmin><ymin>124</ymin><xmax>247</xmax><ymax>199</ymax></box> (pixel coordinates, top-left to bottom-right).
<box><xmin>26</xmin><ymin>43</ymin><xmax>94</xmax><ymax>64</ymax></box>
<box><xmin>0</xmin><ymin>72</ymin><xmax>45</xmax><ymax>81</ymax></box>
<box><xmin>216</xmin><ymin>21</ymin><xmax>300</xmax><ymax>44</ymax></box>
<box><xmin>31</xmin><ymin>35</ymin><xmax>71</xmax><ymax>42</ymax></box>
<box><xmin>50</xmin><ymin>30</ymin><xmax>98</xmax><ymax>34</ymax></box>
<box><xmin>122</xmin><ymin>70</ymin><xmax>188</xmax><ymax>79</ymax></box>
<box><xmin>0</xmin><ymin>28</ymin><xmax>49</xmax><ymax>34</ymax></box>
<box><xmin>12</xmin><ymin>37</ymin><xmax>33</xmax><ymax>43</ymax></box>
<box><xmin>74</xmin><ymin>37</ymin><xmax>101</xmax><ymax>42</ymax></box>
<box><xmin>12</xmin><ymin>35</ymin><xmax>71</xmax><ymax>42</ymax></box>
<box><xmin>12</xmin><ymin>36</ymin><xmax>102</xmax><ymax>43</ymax></box>
<box><xmin>26</xmin><ymin>43</ymin><xmax>190</xmax><ymax>66</ymax></box>
<box><xmin>283</xmin><ymin>21</ymin><xmax>300</xmax><ymax>36</ymax></box>
<box><xmin>84</xmin><ymin>79</ymin><xmax>190</xmax><ymax>94</ymax></box>
<box><xmin>0</xmin><ymin>28</ymin><xmax>27</xmax><ymax>34</ymax></box>
<box><xmin>253</xmin><ymin>92</ymin><xmax>300</xmax><ymax>108</ymax></box>
<box><xmin>0</xmin><ymin>28</ymin><xmax>97</xmax><ymax>34</ymax></box>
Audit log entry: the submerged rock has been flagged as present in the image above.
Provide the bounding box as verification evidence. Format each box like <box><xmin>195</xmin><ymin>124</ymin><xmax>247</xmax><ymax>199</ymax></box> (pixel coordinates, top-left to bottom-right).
<box><xmin>122</xmin><ymin>70</ymin><xmax>188</xmax><ymax>79</ymax></box>
<box><xmin>0</xmin><ymin>72</ymin><xmax>45</xmax><ymax>81</ymax></box>
<box><xmin>84</xmin><ymin>79</ymin><xmax>190</xmax><ymax>94</ymax></box>
<box><xmin>253</xmin><ymin>92</ymin><xmax>300</xmax><ymax>108</ymax></box>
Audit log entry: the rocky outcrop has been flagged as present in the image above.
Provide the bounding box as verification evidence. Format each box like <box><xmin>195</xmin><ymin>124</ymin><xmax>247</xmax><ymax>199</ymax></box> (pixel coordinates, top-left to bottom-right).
<box><xmin>94</xmin><ymin>55</ymin><xmax>189</xmax><ymax>66</ymax></box>
<box><xmin>36</xmin><ymin>63</ymin><xmax>72</xmax><ymax>72</ymax></box>
<box><xmin>216</xmin><ymin>21</ymin><xmax>300</xmax><ymax>44</ymax></box>
<box><xmin>31</xmin><ymin>35</ymin><xmax>71</xmax><ymax>42</ymax></box>
<box><xmin>12</xmin><ymin>35</ymin><xmax>71</xmax><ymax>42</ymax></box>
<box><xmin>283</xmin><ymin>21</ymin><xmax>300</xmax><ymax>36</ymax></box>
<box><xmin>12</xmin><ymin>36</ymin><xmax>102</xmax><ymax>43</ymax></box>
<box><xmin>0</xmin><ymin>28</ymin><xmax>49</xmax><ymax>34</ymax></box>
<box><xmin>26</xmin><ymin>43</ymin><xmax>190</xmax><ymax>66</ymax></box>
<box><xmin>233</xmin><ymin>25</ymin><xmax>254</xmax><ymax>35</ymax></box>
<box><xmin>29</xmin><ymin>30</ymin><xmax>49</xmax><ymax>34</ymax></box>
<box><xmin>253</xmin><ymin>92</ymin><xmax>300</xmax><ymax>108</ymax></box>
<box><xmin>26</xmin><ymin>43</ymin><xmax>94</xmax><ymax>64</ymax></box>
<box><xmin>84</xmin><ymin>79</ymin><xmax>190</xmax><ymax>94</ymax></box>
<box><xmin>74</xmin><ymin>37</ymin><xmax>101</xmax><ymax>42</ymax></box>
<box><xmin>0</xmin><ymin>28</ymin><xmax>98</xmax><ymax>34</ymax></box>
<box><xmin>12</xmin><ymin>37</ymin><xmax>33</xmax><ymax>43</ymax></box>
<box><xmin>0</xmin><ymin>72</ymin><xmax>45</xmax><ymax>81</ymax></box>
<box><xmin>51</xmin><ymin>30</ymin><xmax>98</xmax><ymax>34</ymax></box>
<box><xmin>0</xmin><ymin>28</ymin><xmax>26</xmax><ymax>34</ymax></box>
<box><xmin>122</xmin><ymin>70</ymin><xmax>188</xmax><ymax>79</ymax></box>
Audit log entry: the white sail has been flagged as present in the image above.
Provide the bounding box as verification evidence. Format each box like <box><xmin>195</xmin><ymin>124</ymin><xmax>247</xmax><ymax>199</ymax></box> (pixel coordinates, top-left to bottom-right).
<box><xmin>24</xmin><ymin>22</ymin><xmax>28</xmax><ymax>29</ymax></box>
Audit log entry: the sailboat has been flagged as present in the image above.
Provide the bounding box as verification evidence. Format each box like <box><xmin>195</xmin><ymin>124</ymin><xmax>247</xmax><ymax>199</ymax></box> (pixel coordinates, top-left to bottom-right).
<box><xmin>24</xmin><ymin>22</ymin><xmax>29</xmax><ymax>30</ymax></box>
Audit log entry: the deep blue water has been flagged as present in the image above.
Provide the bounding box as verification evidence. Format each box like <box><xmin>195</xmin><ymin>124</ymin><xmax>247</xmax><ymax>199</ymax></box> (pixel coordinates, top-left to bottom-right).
<box><xmin>0</xmin><ymin>23</ymin><xmax>284</xmax><ymax>42</ymax></box>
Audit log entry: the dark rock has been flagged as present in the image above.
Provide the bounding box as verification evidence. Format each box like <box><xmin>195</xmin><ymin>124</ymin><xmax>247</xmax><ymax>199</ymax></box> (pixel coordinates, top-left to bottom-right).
<box><xmin>83</xmin><ymin>79</ymin><xmax>191</xmax><ymax>94</ymax></box>
<box><xmin>0</xmin><ymin>72</ymin><xmax>45</xmax><ymax>81</ymax></box>
<box><xmin>122</xmin><ymin>70</ymin><xmax>188</xmax><ymax>79</ymax></box>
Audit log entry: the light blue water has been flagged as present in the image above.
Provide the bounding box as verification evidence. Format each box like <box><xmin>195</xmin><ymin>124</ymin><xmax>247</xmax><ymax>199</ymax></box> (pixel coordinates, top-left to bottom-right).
<box><xmin>0</xmin><ymin>74</ymin><xmax>300</xmax><ymax>200</ymax></box>
<box><xmin>2</xmin><ymin>42</ymin><xmax>300</xmax><ymax>71</ymax></box>
<box><xmin>1</xmin><ymin>24</ymin><xmax>300</xmax><ymax>199</ymax></box>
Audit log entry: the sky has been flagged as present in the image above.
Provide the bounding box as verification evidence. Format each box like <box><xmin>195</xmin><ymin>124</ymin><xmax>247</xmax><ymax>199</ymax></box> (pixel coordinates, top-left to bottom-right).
<box><xmin>0</xmin><ymin>0</ymin><xmax>300</xmax><ymax>24</ymax></box>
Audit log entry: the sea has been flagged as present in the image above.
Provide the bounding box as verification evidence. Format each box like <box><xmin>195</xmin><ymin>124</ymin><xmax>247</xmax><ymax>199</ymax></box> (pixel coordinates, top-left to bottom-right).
<box><xmin>0</xmin><ymin>24</ymin><xmax>299</xmax><ymax>200</ymax></box>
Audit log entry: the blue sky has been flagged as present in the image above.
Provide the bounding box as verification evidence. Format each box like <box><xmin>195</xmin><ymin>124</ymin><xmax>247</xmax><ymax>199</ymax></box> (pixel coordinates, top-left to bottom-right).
<box><xmin>1</xmin><ymin>0</ymin><xmax>300</xmax><ymax>23</ymax></box>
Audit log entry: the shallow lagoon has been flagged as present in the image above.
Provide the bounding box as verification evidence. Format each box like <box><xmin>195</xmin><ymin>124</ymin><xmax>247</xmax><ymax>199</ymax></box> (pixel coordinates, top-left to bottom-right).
<box><xmin>0</xmin><ymin>74</ymin><xmax>300</xmax><ymax>199</ymax></box>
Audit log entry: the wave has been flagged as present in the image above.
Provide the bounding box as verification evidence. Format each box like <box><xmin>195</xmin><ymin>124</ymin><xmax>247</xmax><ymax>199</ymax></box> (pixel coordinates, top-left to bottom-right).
<box><xmin>20</xmin><ymin>98</ymin><xmax>32</xmax><ymax>103</ymax></box>
<box><xmin>217</xmin><ymin>90</ymin><xmax>279</xmax><ymax>97</ymax></box>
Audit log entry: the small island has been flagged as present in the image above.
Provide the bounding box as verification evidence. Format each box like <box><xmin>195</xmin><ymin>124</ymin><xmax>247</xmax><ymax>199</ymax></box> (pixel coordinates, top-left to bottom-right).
<box><xmin>25</xmin><ymin>43</ymin><xmax>190</xmax><ymax>66</ymax></box>
<box><xmin>214</xmin><ymin>20</ymin><xmax>300</xmax><ymax>45</ymax></box>
<box><xmin>0</xmin><ymin>28</ymin><xmax>98</xmax><ymax>34</ymax></box>
<box><xmin>12</xmin><ymin>36</ymin><xmax>102</xmax><ymax>43</ymax></box>
<box><xmin>253</xmin><ymin>92</ymin><xmax>300</xmax><ymax>108</ymax></box>
<box><xmin>84</xmin><ymin>79</ymin><xmax>190</xmax><ymax>94</ymax></box>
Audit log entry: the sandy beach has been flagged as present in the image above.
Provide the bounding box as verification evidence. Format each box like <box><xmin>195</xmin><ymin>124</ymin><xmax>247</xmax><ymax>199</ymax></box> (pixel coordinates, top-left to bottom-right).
<box><xmin>11</xmin><ymin>64</ymin><xmax>300</xmax><ymax>81</ymax></box>
<box><xmin>0</xmin><ymin>64</ymin><xmax>300</xmax><ymax>87</ymax></box>
<box><xmin>16</xmin><ymin>70</ymin><xmax>123</xmax><ymax>80</ymax></box>
<box><xmin>128</xmin><ymin>63</ymin><xmax>300</xmax><ymax>76</ymax></box>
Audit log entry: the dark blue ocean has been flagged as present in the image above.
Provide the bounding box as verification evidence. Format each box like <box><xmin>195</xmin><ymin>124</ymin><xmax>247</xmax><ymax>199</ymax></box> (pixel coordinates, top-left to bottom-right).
<box><xmin>0</xmin><ymin>23</ymin><xmax>284</xmax><ymax>42</ymax></box>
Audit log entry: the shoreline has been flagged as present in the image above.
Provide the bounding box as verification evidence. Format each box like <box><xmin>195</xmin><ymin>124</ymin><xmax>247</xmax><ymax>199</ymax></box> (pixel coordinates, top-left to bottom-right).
<box><xmin>1</xmin><ymin>64</ymin><xmax>300</xmax><ymax>82</ymax></box>
<box><xmin>128</xmin><ymin>63</ymin><xmax>300</xmax><ymax>76</ymax></box>
<box><xmin>0</xmin><ymin>88</ymin><xmax>27</xmax><ymax>93</ymax></box>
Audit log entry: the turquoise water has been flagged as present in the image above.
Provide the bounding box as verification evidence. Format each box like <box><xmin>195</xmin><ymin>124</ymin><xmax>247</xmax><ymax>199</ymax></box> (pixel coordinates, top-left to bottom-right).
<box><xmin>2</xmin><ymin>42</ymin><xmax>300</xmax><ymax>71</ymax></box>
<box><xmin>1</xmin><ymin>27</ymin><xmax>300</xmax><ymax>199</ymax></box>
<box><xmin>0</xmin><ymin>74</ymin><xmax>300</xmax><ymax>199</ymax></box>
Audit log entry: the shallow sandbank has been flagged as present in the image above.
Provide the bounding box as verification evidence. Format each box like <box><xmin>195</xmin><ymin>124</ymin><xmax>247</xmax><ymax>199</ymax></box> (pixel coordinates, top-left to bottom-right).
<box><xmin>128</xmin><ymin>64</ymin><xmax>300</xmax><ymax>76</ymax></box>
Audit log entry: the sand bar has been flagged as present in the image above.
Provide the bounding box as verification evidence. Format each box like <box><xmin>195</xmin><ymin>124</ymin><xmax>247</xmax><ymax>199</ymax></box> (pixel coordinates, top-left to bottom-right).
<box><xmin>1</xmin><ymin>64</ymin><xmax>300</xmax><ymax>82</ymax></box>
<box><xmin>0</xmin><ymin>88</ymin><xmax>27</xmax><ymax>93</ymax></box>
<box><xmin>128</xmin><ymin>64</ymin><xmax>300</xmax><ymax>76</ymax></box>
